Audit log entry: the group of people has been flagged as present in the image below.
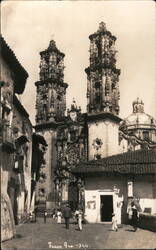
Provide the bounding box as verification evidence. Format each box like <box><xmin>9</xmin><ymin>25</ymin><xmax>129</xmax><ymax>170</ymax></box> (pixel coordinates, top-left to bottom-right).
<box><xmin>51</xmin><ymin>205</ymin><xmax>84</xmax><ymax>231</ymax></box>
<box><xmin>30</xmin><ymin>202</ymin><xmax>139</xmax><ymax>233</ymax></box>
<box><xmin>112</xmin><ymin>203</ymin><xmax>139</xmax><ymax>232</ymax></box>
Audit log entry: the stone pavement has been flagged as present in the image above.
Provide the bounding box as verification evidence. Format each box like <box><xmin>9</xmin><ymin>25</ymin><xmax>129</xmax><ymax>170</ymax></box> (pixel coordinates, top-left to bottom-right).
<box><xmin>1</xmin><ymin>217</ymin><xmax>156</xmax><ymax>250</ymax></box>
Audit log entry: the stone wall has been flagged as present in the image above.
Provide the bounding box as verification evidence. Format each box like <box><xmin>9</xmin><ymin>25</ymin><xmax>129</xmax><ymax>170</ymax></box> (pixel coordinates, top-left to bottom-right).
<box><xmin>133</xmin><ymin>176</ymin><xmax>156</xmax><ymax>214</ymax></box>
<box><xmin>139</xmin><ymin>213</ymin><xmax>156</xmax><ymax>232</ymax></box>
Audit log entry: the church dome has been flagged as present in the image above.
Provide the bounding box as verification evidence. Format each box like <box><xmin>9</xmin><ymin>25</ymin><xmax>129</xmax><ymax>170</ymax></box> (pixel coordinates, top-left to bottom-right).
<box><xmin>120</xmin><ymin>98</ymin><xmax>156</xmax><ymax>130</ymax></box>
<box><xmin>125</xmin><ymin>113</ymin><xmax>155</xmax><ymax>126</ymax></box>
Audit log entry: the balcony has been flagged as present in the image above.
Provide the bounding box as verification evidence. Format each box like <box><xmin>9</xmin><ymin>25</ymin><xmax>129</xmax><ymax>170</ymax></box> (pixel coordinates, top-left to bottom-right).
<box><xmin>0</xmin><ymin>121</ymin><xmax>15</xmax><ymax>153</ymax></box>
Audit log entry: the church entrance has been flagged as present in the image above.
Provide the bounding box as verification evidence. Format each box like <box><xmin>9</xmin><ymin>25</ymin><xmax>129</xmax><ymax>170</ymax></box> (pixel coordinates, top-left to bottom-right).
<box><xmin>68</xmin><ymin>182</ymin><xmax>78</xmax><ymax>211</ymax></box>
<box><xmin>100</xmin><ymin>195</ymin><xmax>113</xmax><ymax>222</ymax></box>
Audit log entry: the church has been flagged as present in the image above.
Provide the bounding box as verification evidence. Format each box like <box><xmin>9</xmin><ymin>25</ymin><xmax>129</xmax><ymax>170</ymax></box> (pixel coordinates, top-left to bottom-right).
<box><xmin>34</xmin><ymin>22</ymin><xmax>156</xmax><ymax>224</ymax></box>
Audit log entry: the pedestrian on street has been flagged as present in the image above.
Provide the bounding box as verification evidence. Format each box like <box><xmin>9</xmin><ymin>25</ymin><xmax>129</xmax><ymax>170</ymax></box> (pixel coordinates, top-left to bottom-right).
<box><xmin>63</xmin><ymin>204</ymin><xmax>72</xmax><ymax>229</ymax></box>
<box><xmin>57</xmin><ymin>209</ymin><xmax>62</xmax><ymax>224</ymax></box>
<box><xmin>112</xmin><ymin>213</ymin><xmax>118</xmax><ymax>231</ymax></box>
<box><xmin>52</xmin><ymin>209</ymin><xmax>56</xmax><ymax>220</ymax></box>
<box><xmin>77</xmin><ymin>209</ymin><xmax>83</xmax><ymax>231</ymax></box>
<box><xmin>131</xmin><ymin>205</ymin><xmax>139</xmax><ymax>232</ymax></box>
<box><xmin>74</xmin><ymin>209</ymin><xmax>79</xmax><ymax>224</ymax></box>
<box><xmin>44</xmin><ymin>210</ymin><xmax>48</xmax><ymax>223</ymax></box>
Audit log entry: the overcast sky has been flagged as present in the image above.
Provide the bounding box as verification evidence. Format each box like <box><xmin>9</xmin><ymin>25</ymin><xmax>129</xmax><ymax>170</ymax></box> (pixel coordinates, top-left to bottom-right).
<box><xmin>1</xmin><ymin>0</ymin><xmax>156</xmax><ymax>125</ymax></box>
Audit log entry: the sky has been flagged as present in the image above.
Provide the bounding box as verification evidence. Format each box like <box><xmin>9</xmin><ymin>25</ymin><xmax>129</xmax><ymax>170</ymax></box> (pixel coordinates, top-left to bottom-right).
<box><xmin>1</xmin><ymin>0</ymin><xmax>156</xmax><ymax>125</ymax></box>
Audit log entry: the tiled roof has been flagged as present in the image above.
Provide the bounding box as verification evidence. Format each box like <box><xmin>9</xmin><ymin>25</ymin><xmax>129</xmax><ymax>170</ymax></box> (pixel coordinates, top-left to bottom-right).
<box><xmin>1</xmin><ymin>36</ymin><xmax>28</xmax><ymax>94</ymax></box>
<box><xmin>72</xmin><ymin>150</ymin><xmax>156</xmax><ymax>175</ymax></box>
<box><xmin>13</xmin><ymin>95</ymin><xmax>29</xmax><ymax>118</ymax></box>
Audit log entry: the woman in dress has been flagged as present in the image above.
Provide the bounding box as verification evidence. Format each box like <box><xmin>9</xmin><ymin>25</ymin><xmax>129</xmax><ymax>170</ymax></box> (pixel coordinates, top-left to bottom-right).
<box><xmin>57</xmin><ymin>209</ymin><xmax>62</xmax><ymax>224</ymax></box>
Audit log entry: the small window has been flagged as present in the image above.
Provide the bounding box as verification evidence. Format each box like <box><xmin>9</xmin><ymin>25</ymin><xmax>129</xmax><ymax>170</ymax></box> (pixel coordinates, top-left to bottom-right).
<box><xmin>144</xmin><ymin>208</ymin><xmax>151</xmax><ymax>213</ymax></box>
<box><xmin>143</xmin><ymin>131</ymin><xmax>149</xmax><ymax>140</ymax></box>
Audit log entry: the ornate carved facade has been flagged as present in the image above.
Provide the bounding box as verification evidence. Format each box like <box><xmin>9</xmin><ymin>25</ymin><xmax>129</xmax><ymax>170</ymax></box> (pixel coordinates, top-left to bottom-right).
<box><xmin>35</xmin><ymin>40</ymin><xmax>68</xmax><ymax>124</ymax></box>
<box><xmin>54</xmin><ymin>100</ymin><xmax>87</xmax><ymax>208</ymax></box>
<box><xmin>85</xmin><ymin>22</ymin><xmax>120</xmax><ymax>115</ymax></box>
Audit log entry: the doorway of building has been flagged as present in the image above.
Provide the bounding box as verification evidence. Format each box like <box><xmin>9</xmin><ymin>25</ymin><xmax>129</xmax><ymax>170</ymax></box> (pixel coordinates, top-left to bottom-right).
<box><xmin>68</xmin><ymin>182</ymin><xmax>78</xmax><ymax>211</ymax></box>
<box><xmin>100</xmin><ymin>195</ymin><xmax>113</xmax><ymax>222</ymax></box>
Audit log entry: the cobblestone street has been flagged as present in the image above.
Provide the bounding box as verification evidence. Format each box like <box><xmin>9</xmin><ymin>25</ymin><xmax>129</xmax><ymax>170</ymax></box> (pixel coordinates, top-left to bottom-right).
<box><xmin>2</xmin><ymin>218</ymin><xmax>156</xmax><ymax>250</ymax></box>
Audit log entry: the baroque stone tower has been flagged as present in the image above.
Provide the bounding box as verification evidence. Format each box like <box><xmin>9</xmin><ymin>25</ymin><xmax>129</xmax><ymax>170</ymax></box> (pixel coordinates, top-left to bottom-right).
<box><xmin>35</xmin><ymin>40</ymin><xmax>68</xmax><ymax>207</ymax></box>
<box><xmin>35</xmin><ymin>40</ymin><xmax>68</xmax><ymax>124</ymax></box>
<box><xmin>85</xmin><ymin>22</ymin><xmax>120</xmax><ymax>115</ymax></box>
<box><xmin>85</xmin><ymin>22</ymin><xmax>122</xmax><ymax>159</ymax></box>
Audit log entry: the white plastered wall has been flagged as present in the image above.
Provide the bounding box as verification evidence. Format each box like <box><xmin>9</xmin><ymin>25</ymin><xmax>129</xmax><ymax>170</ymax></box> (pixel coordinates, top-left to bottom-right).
<box><xmin>134</xmin><ymin>179</ymin><xmax>156</xmax><ymax>214</ymax></box>
<box><xmin>84</xmin><ymin>176</ymin><xmax>126</xmax><ymax>224</ymax></box>
<box><xmin>88</xmin><ymin>119</ymin><xmax>120</xmax><ymax>160</ymax></box>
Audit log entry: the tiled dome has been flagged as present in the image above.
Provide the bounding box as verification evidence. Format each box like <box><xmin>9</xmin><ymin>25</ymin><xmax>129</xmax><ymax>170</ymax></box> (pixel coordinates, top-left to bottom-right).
<box><xmin>125</xmin><ymin>113</ymin><xmax>156</xmax><ymax>126</ymax></box>
<box><xmin>121</xmin><ymin>98</ymin><xmax>156</xmax><ymax>129</ymax></box>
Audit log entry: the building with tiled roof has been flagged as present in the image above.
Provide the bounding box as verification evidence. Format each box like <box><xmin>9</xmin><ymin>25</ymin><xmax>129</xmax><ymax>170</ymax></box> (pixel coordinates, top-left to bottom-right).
<box><xmin>72</xmin><ymin>149</ymin><xmax>156</xmax><ymax>224</ymax></box>
<box><xmin>72</xmin><ymin>149</ymin><xmax>156</xmax><ymax>175</ymax></box>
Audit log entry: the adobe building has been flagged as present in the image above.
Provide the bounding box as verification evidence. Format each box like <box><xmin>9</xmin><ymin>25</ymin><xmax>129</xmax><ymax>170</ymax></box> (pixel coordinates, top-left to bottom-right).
<box><xmin>0</xmin><ymin>36</ymin><xmax>29</xmax><ymax>241</ymax></box>
<box><xmin>72</xmin><ymin>149</ymin><xmax>156</xmax><ymax>224</ymax></box>
<box><xmin>7</xmin><ymin>95</ymin><xmax>33</xmax><ymax>225</ymax></box>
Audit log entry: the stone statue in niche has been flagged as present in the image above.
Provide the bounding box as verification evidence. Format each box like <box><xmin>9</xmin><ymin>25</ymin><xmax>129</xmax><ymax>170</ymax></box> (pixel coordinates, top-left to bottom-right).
<box><xmin>104</xmin><ymin>35</ymin><xmax>109</xmax><ymax>52</ymax></box>
<box><xmin>42</xmin><ymin>105</ymin><xmax>48</xmax><ymax>121</ymax></box>
<box><xmin>40</xmin><ymin>57</ymin><xmax>46</xmax><ymax>70</ymax></box>
<box><xmin>104</xmin><ymin>54</ymin><xmax>110</xmax><ymax>66</ymax></box>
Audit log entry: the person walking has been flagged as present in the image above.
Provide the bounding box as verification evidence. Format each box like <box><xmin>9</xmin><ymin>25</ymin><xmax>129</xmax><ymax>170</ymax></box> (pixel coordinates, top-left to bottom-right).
<box><xmin>78</xmin><ymin>209</ymin><xmax>83</xmax><ymax>231</ymax></box>
<box><xmin>63</xmin><ymin>204</ymin><xmax>72</xmax><ymax>229</ymax></box>
<box><xmin>112</xmin><ymin>213</ymin><xmax>118</xmax><ymax>231</ymax></box>
<box><xmin>131</xmin><ymin>205</ymin><xmax>139</xmax><ymax>232</ymax></box>
<box><xmin>74</xmin><ymin>209</ymin><xmax>79</xmax><ymax>224</ymax></box>
<box><xmin>57</xmin><ymin>209</ymin><xmax>62</xmax><ymax>224</ymax></box>
<box><xmin>44</xmin><ymin>210</ymin><xmax>48</xmax><ymax>223</ymax></box>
